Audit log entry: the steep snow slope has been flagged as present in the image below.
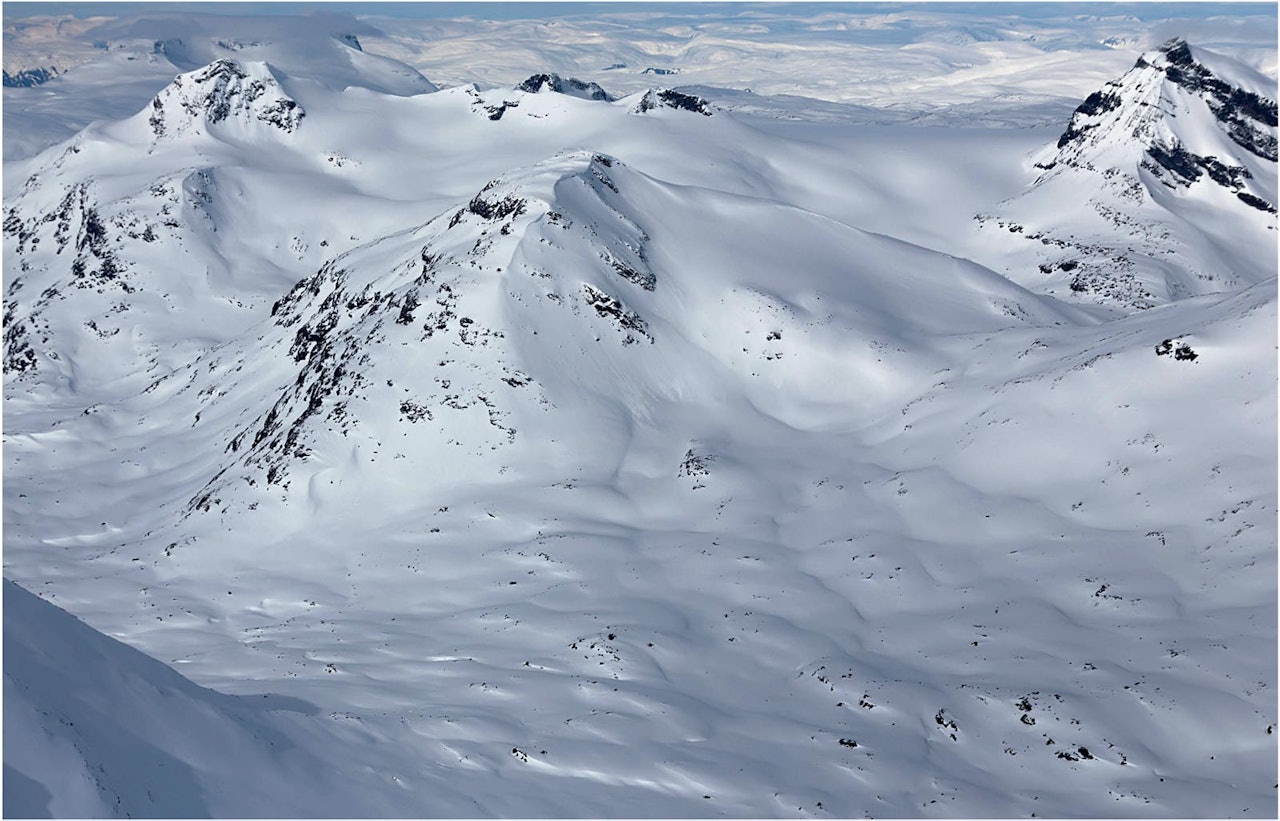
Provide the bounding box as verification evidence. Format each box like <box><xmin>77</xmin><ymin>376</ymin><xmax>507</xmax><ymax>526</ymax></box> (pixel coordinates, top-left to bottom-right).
<box><xmin>7</xmin><ymin>268</ymin><xmax>1273</xmax><ymax>816</ymax></box>
<box><xmin>7</xmin><ymin>150</ymin><xmax>1076</xmax><ymax>538</ymax></box>
<box><xmin>979</xmin><ymin>39</ymin><xmax>1277</xmax><ymax>312</ymax></box>
<box><xmin>3</xmin><ymin>58</ymin><xmax>319</xmax><ymax>406</ymax></box>
<box><xmin>7</xmin><ymin>147</ymin><xmax>1276</xmax><ymax>819</ymax></box>
<box><xmin>4</xmin><ymin>37</ymin><xmax>1276</xmax><ymax>819</ymax></box>
<box><xmin>143</xmin><ymin>59</ymin><xmax>305</xmax><ymax>139</ymax></box>
<box><xmin>3</xmin><ymin>578</ymin><xmax>440</xmax><ymax>818</ymax></box>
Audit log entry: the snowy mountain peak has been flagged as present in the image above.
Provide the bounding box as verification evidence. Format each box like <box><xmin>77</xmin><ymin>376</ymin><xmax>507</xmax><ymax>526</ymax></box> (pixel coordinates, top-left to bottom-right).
<box><xmin>1140</xmin><ymin>38</ymin><xmax>1277</xmax><ymax>160</ymax></box>
<box><xmin>629</xmin><ymin>88</ymin><xmax>714</xmax><ymax>116</ymax></box>
<box><xmin>515</xmin><ymin>73</ymin><xmax>612</xmax><ymax>101</ymax></box>
<box><xmin>985</xmin><ymin>40</ymin><xmax>1276</xmax><ymax>310</ymax></box>
<box><xmin>146</xmin><ymin>58</ymin><xmax>304</xmax><ymax>139</ymax></box>
<box><xmin>1038</xmin><ymin>37</ymin><xmax>1277</xmax><ymax>220</ymax></box>
<box><xmin>1050</xmin><ymin>38</ymin><xmax>1276</xmax><ymax>174</ymax></box>
<box><xmin>3</xmin><ymin>11</ymin><xmax>1276</xmax><ymax>818</ymax></box>
<box><xmin>1150</xmin><ymin>36</ymin><xmax>1196</xmax><ymax>65</ymax></box>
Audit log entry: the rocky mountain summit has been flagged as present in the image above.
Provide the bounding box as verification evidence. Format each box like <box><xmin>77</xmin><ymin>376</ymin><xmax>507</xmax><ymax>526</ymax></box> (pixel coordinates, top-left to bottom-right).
<box><xmin>146</xmin><ymin>59</ymin><xmax>303</xmax><ymax>138</ymax></box>
<box><xmin>516</xmin><ymin>72</ymin><xmax>613</xmax><ymax>101</ymax></box>
<box><xmin>980</xmin><ymin>38</ymin><xmax>1276</xmax><ymax>311</ymax></box>
<box><xmin>1050</xmin><ymin>38</ymin><xmax>1275</xmax><ymax>204</ymax></box>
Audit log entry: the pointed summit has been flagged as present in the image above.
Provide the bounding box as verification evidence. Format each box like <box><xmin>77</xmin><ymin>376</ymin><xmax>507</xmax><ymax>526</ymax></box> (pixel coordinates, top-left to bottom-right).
<box><xmin>1043</xmin><ymin>39</ymin><xmax>1275</xmax><ymax>208</ymax></box>
<box><xmin>986</xmin><ymin>40</ymin><xmax>1276</xmax><ymax>310</ymax></box>
<box><xmin>1140</xmin><ymin>38</ymin><xmax>1277</xmax><ymax>161</ymax></box>
<box><xmin>1052</xmin><ymin>38</ymin><xmax>1277</xmax><ymax>167</ymax></box>
<box><xmin>1154</xmin><ymin>36</ymin><xmax>1193</xmax><ymax>64</ymax></box>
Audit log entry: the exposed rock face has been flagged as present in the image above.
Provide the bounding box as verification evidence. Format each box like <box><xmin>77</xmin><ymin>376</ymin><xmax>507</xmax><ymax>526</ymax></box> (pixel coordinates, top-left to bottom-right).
<box><xmin>516</xmin><ymin>73</ymin><xmax>612</xmax><ymax>101</ymax></box>
<box><xmin>1053</xmin><ymin>38</ymin><xmax>1277</xmax><ymax>187</ymax></box>
<box><xmin>1055</xmin><ymin>89</ymin><xmax>1124</xmax><ymax>149</ymax></box>
<box><xmin>147</xmin><ymin>59</ymin><xmax>304</xmax><ymax>138</ymax></box>
<box><xmin>178</xmin><ymin>152</ymin><xmax>659</xmax><ymax>502</ymax></box>
<box><xmin>986</xmin><ymin>38</ymin><xmax>1278</xmax><ymax>311</ymax></box>
<box><xmin>631</xmin><ymin>89</ymin><xmax>713</xmax><ymax>116</ymax></box>
<box><xmin>1139</xmin><ymin>39</ymin><xmax>1277</xmax><ymax>161</ymax></box>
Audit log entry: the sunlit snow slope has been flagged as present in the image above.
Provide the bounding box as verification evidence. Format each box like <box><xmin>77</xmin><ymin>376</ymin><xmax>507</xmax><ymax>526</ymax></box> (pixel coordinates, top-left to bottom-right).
<box><xmin>3</xmin><ymin>25</ymin><xmax>1276</xmax><ymax>820</ymax></box>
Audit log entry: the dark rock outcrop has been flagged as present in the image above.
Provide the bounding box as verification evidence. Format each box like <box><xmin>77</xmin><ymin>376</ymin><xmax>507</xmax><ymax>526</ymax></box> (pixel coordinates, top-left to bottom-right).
<box><xmin>516</xmin><ymin>73</ymin><xmax>612</xmax><ymax>101</ymax></box>
<box><xmin>148</xmin><ymin>59</ymin><xmax>305</xmax><ymax>138</ymax></box>
<box><xmin>632</xmin><ymin>89</ymin><xmax>713</xmax><ymax>116</ymax></box>
<box><xmin>3</xmin><ymin>66</ymin><xmax>58</xmax><ymax>87</ymax></box>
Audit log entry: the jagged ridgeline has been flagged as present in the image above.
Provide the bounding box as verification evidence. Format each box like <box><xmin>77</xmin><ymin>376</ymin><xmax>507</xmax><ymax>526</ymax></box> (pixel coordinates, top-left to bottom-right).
<box><xmin>1054</xmin><ymin>38</ymin><xmax>1276</xmax><ymax>203</ymax></box>
<box><xmin>0</xmin><ymin>47</ymin><xmax>719</xmax><ymax>403</ymax></box>
<box><xmin>3</xmin><ymin>66</ymin><xmax>59</xmax><ymax>87</ymax></box>
<box><xmin>982</xmin><ymin>37</ymin><xmax>1277</xmax><ymax>309</ymax></box>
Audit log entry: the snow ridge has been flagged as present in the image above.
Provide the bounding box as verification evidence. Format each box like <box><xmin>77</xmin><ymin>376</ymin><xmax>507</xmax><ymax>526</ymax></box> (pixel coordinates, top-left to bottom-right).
<box><xmin>630</xmin><ymin>88</ymin><xmax>714</xmax><ymax>116</ymax></box>
<box><xmin>1049</xmin><ymin>37</ymin><xmax>1276</xmax><ymax>200</ymax></box>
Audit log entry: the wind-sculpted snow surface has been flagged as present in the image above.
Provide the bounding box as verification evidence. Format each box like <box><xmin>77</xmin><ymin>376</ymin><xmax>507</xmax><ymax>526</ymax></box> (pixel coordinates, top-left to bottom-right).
<box><xmin>2</xmin><ymin>578</ymin><xmax>446</xmax><ymax>818</ymax></box>
<box><xmin>3</xmin><ymin>29</ymin><xmax>1276</xmax><ymax>820</ymax></box>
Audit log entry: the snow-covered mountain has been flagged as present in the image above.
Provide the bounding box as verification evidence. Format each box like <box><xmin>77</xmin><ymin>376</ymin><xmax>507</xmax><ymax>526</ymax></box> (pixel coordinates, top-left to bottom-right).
<box><xmin>979</xmin><ymin>38</ymin><xmax>1277</xmax><ymax>311</ymax></box>
<box><xmin>145</xmin><ymin>59</ymin><xmax>305</xmax><ymax>139</ymax></box>
<box><xmin>10</xmin><ymin>6</ymin><xmax>1277</xmax><ymax>163</ymax></box>
<box><xmin>19</xmin><ymin>147</ymin><xmax>1078</xmax><ymax>536</ymax></box>
<box><xmin>4</xmin><ymin>20</ymin><xmax>1275</xmax><ymax>819</ymax></box>
<box><xmin>0</xmin><ymin>71</ymin><xmax>731</xmax><ymax>408</ymax></box>
<box><xmin>516</xmin><ymin>73</ymin><xmax>613</xmax><ymax>101</ymax></box>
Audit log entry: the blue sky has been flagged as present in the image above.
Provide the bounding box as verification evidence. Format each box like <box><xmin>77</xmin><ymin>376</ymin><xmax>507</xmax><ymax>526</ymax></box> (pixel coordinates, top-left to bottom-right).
<box><xmin>6</xmin><ymin>2</ymin><xmax>1277</xmax><ymax>22</ymax></box>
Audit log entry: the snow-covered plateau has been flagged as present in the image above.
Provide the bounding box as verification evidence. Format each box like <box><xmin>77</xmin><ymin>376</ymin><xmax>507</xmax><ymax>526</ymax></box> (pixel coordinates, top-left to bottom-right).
<box><xmin>3</xmin><ymin>6</ymin><xmax>1276</xmax><ymax>819</ymax></box>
